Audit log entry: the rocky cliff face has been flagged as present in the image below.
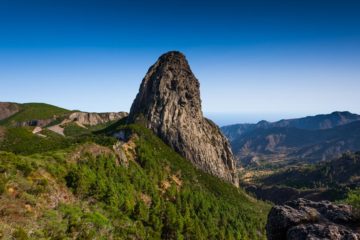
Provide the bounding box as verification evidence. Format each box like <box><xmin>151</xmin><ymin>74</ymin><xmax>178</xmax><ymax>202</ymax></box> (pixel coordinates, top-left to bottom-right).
<box><xmin>0</xmin><ymin>102</ymin><xmax>19</xmax><ymax>121</ymax></box>
<box><xmin>66</xmin><ymin>112</ymin><xmax>128</xmax><ymax>126</ymax></box>
<box><xmin>128</xmin><ymin>51</ymin><xmax>238</xmax><ymax>186</ymax></box>
<box><xmin>266</xmin><ymin>198</ymin><xmax>360</xmax><ymax>240</ymax></box>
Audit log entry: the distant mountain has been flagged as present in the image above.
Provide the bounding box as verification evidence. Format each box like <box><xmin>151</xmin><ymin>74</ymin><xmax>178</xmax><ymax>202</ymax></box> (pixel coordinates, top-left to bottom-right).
<box><xmin>222</xmin><ymin>111</ymin><xmax>360</xmax><ymax>141</ymax></box>
<box><xmin>0</xmin><ymin>102</ymin><xmax>128</xmax><ymax>137</ymax></box>
<box><xmin>221</xmin><ymin>112</ymin><xmax>360</xmax><ymax>166</ymax></box>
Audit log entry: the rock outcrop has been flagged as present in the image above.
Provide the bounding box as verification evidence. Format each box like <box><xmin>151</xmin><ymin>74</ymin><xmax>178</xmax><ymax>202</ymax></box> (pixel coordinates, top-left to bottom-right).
<box><xmin>128</xmin><ymin>51</ymin><xmax>238</xmax><ymax>186</ymax></box>
<box><xmin>266</xmin><ymin>198</ymin><xmax>360</xmax><ymax>240</ymax></box>
<box><xmin>17</xmin><ymin>119</ymin><xmax>55</xmax><ymax>127</ymax></box>
<box><xmin>0</xmin><ymin>102</ymin><xmax>19</xmax><ymax>121</ymax></box>
<box><xmin>65</xmin><ymin>112</ymin><xmax>128</xmax><ymax>126</ymax></box>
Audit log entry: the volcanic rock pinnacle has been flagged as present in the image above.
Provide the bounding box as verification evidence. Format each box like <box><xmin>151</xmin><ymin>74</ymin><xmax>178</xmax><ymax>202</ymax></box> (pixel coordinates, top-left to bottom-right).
<box><xmin>128</xmin><ymin>51</ymin><xmax>238</xmax><ymax>186</ymax></box>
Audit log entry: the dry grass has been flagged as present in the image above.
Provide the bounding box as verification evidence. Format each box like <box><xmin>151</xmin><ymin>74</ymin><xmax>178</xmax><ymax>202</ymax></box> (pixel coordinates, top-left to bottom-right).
<box><xmin>69</xmin><ymin>143</ymin><xmax>114</xmax><ymax>163</ymax></box>
<box><xmin>139</xmin><ymin>193</ymin><xmax>152</xmax><ymax>207</ymax></box>
<box><xmin>121</xmin><ymin>135</ymin><xmax>138</xmax><ymax>161</ymax></box>
<box><xmin>0</xmin><ymin>168</ymin><xmax>75</xmax><ymax>239</ymax></box>
<box><xmin>240</xmin><ymin>169</ymin><xmax>275</xmax><ymax>183</ymax></box>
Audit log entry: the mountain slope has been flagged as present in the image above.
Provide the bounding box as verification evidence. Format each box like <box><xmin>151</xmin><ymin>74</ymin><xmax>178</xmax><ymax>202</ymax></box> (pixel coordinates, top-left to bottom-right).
<box><xmin>0</xmin><ymin>102</ymin><xmax>128</xmax><ymax>138</ymax></box>
<box><xmin>261</xmin><ymin>152</ymin><xmax>360</xmax><ymax>189</ymax></box>
<box><xmin>0</xmin><ymin>102</ymin><xmax>20</xmax><ymax>121</ymax></box>
<box><xmin>0</xmin><ymin>103</ymin><xmax>70</xmax><ymax>126</ymax></box>
<box><xmin>241</xmin><ymin>152</ymin><xmax>360</xmax><ymax>204</ymax></box>
<box><xmin>222</xmin><ymin>112</ymin><xmax>360</xmax><ymax>166</ymax></box>
<box><xmin>0</xmin><ymin>121</ymin><xmax>269</xmax><ymax>239</ymax></box>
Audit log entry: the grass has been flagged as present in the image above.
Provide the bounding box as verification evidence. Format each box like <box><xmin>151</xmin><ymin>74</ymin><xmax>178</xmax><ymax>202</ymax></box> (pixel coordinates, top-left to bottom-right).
<box><xmin>0</xmin><ymin>103</ymin><xmax>70</xmax><ymax>126</ymax></box>
<box><xmin>63</xmin><ymin>121</ymin><xmax>119</xmax><ymax>137</ymax></box>
<box><xmin>63</xmin><ymin>123</ymin><xmax>91</xmax><ymax>137</ymax></box>
<box><xmin>0</xmin><ymin>126</ymin><xmax>117</xmax><ymax>155</ymax></box>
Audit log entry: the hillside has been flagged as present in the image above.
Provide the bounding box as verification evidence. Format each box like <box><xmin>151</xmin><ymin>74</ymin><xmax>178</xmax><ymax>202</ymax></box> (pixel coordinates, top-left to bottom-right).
<box><xmin>221</xmin><ymin>112</ymin><xmax>360</xmax><ymax>167</ymax></box>
<box><xmin>0</xmin><ymin>102</ymin><xmax>128</xmax><ymax>139</ymax></box>
<box><xmin>0</xmin><ymin>121</ymin><xmax>269</xmax><ymax>239</ymax></box>
<box><xmin>261</xmin><ymin>152</ymin><xmax>360</xmax><ymax>189</ymax></box>
<box><xmin>0</xmin><ymin>103</ymin><xmax>70</xmax><ymax>126</ymax></box>
<box><xmin>0</xmin><ymin>102</ymin><xmax>20</xmax><ymax>121</ymax></box>
<box><xmin>239</xmin><ymin>152</ymin><xmax>360</xmax><ymax>205</ymax></box>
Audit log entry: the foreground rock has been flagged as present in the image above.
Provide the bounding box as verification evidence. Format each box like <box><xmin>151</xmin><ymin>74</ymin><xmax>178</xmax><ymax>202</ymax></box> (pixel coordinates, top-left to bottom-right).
<box><xmin>266</xmin><ymin>198</ymin><xmax>360</xmax><ymax>240</ymax></box>
<box><xmin>128</xmin><ymin>51</ymin><xmax>238</xmax><ymax>186</ymax></box>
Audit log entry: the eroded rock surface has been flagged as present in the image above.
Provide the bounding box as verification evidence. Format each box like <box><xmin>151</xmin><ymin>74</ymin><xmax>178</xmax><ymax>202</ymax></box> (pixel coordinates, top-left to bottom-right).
<box><xmin>66</xmin><ymin>112</ymin><xmax>128</xmax><ymax>126</ymax></box>
<box><xmin>128</xmin><ymin>51</ymin><xmax>238</xmax><ymax>186</ymax></box>
<box><xmin>266</xmin><ymin>198</ymin><xmax>360</xmax><ymax>240</ymax></box>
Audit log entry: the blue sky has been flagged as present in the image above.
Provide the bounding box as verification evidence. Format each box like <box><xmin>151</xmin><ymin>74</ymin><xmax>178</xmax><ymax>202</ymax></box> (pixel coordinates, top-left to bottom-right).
<box><xmin>0</xmin><ymin>0</ymin><xmax>359</xmax><ymax>125</ymax></box>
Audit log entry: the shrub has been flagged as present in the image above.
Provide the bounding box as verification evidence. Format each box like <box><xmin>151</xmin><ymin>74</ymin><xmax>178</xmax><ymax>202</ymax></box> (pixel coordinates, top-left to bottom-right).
<box><xmin>345</xmin><ymin>188</ymin><xmax>360</xmax><ymax>218</ymax></box>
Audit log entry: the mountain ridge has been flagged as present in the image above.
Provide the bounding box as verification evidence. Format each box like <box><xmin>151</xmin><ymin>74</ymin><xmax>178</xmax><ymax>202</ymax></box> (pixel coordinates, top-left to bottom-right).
<box><xmin>222</xmin><ymin>111</ymin><xmax>360</xmax><ymax>141</ymax></box>
<box><xmin>222</xmin><ymin>111</ymin><xmax>360</xmax><ymax>166</ymax></box>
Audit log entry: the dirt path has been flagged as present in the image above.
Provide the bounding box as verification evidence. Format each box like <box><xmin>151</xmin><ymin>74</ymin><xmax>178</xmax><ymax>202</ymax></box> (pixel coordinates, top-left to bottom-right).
<box><xmin>47</xmin><ymin>125</ymin><xmax>65</xmax><ymax>136</ymax></box>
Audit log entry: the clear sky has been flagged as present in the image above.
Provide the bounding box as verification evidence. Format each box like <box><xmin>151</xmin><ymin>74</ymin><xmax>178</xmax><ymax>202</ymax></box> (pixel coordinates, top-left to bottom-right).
<box><xmin>0</xmin><ymin>0</ymin><xmax>359</xmax><ymax>125</ymax></box>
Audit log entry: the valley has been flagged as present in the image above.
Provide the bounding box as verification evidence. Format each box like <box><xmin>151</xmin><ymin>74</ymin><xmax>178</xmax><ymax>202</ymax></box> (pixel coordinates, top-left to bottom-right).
<box><xmin>222</xmin><ymin>112</ymin><xmax>360</xmax><ymax>206</ymax></box>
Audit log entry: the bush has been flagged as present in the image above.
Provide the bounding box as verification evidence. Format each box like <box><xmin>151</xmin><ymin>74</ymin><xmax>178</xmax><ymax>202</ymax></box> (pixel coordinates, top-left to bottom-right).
<box><xmin>13</xmin><ymin>227</ymin><xmax>29</xmax><ymax>240</ymax></box>
<box><xmin>345</xmin><ymin>188</ymin><xmax>360</xmax><ymax>218</ymax></box>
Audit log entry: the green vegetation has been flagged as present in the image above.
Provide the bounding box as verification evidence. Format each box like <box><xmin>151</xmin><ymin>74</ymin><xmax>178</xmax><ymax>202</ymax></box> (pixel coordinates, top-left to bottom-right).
<box><xmin>63</xmin><ymin>121</ymin><xmax>119</xmax><ymax>137</ymax></box>
<box><xmin>0</xmin><ymin>126</ymin><xmax>116</xmax><ymax>155</ymax></box>
<box><xmin>0</xmin><ymin>103</ymin><xmax>70</xmax><ymax>126</ymax></box>
<box><xmin>345</xmin><ymin>188</ymin><xmax>360</xmax><ymax>217</ymax></box>
<box><xmin>0</xmin><ymin>122</ymin><xmax>270</xmax><ymax>239</ymax></box>
<box><xmin>63</xmin><ymin>123</ymin><xmax>91</xmax><ymax>137</ymax></box>
<box><xmin>260</xmin><ymin>152</ymin><xmax>360</xmax><ymax>190</ymax></box>
<box><xmin>0</xmin><ymin>127</ymin><xmax>72</xmax><ymax>154</ymax></box>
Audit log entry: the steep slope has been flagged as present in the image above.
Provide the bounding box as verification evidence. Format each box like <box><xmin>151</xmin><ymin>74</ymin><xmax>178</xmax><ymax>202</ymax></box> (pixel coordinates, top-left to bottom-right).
<box><xmin>0</xmin><ymin>121</ymin><xmax>269</xmax><ymax>239</ymax></box>
<box><xmin>128</xmin><ymin>51</ymin><xmax>238</xmax><ymax>186</ymax></box>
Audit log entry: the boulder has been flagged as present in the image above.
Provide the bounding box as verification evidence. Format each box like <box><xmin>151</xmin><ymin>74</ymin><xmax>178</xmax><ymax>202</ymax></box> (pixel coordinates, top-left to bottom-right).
<box><xmin>266</xmin><ymin>198</ymin><xmax>360</xmax><ymax>240</ymax></box>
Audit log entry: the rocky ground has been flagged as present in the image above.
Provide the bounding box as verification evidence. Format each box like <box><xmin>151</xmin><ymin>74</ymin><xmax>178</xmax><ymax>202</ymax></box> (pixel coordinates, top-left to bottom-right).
<box><xmin>266</xmin><ymin>198</ymin><xmax>360</xmax><ymax>240</ymax></box>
